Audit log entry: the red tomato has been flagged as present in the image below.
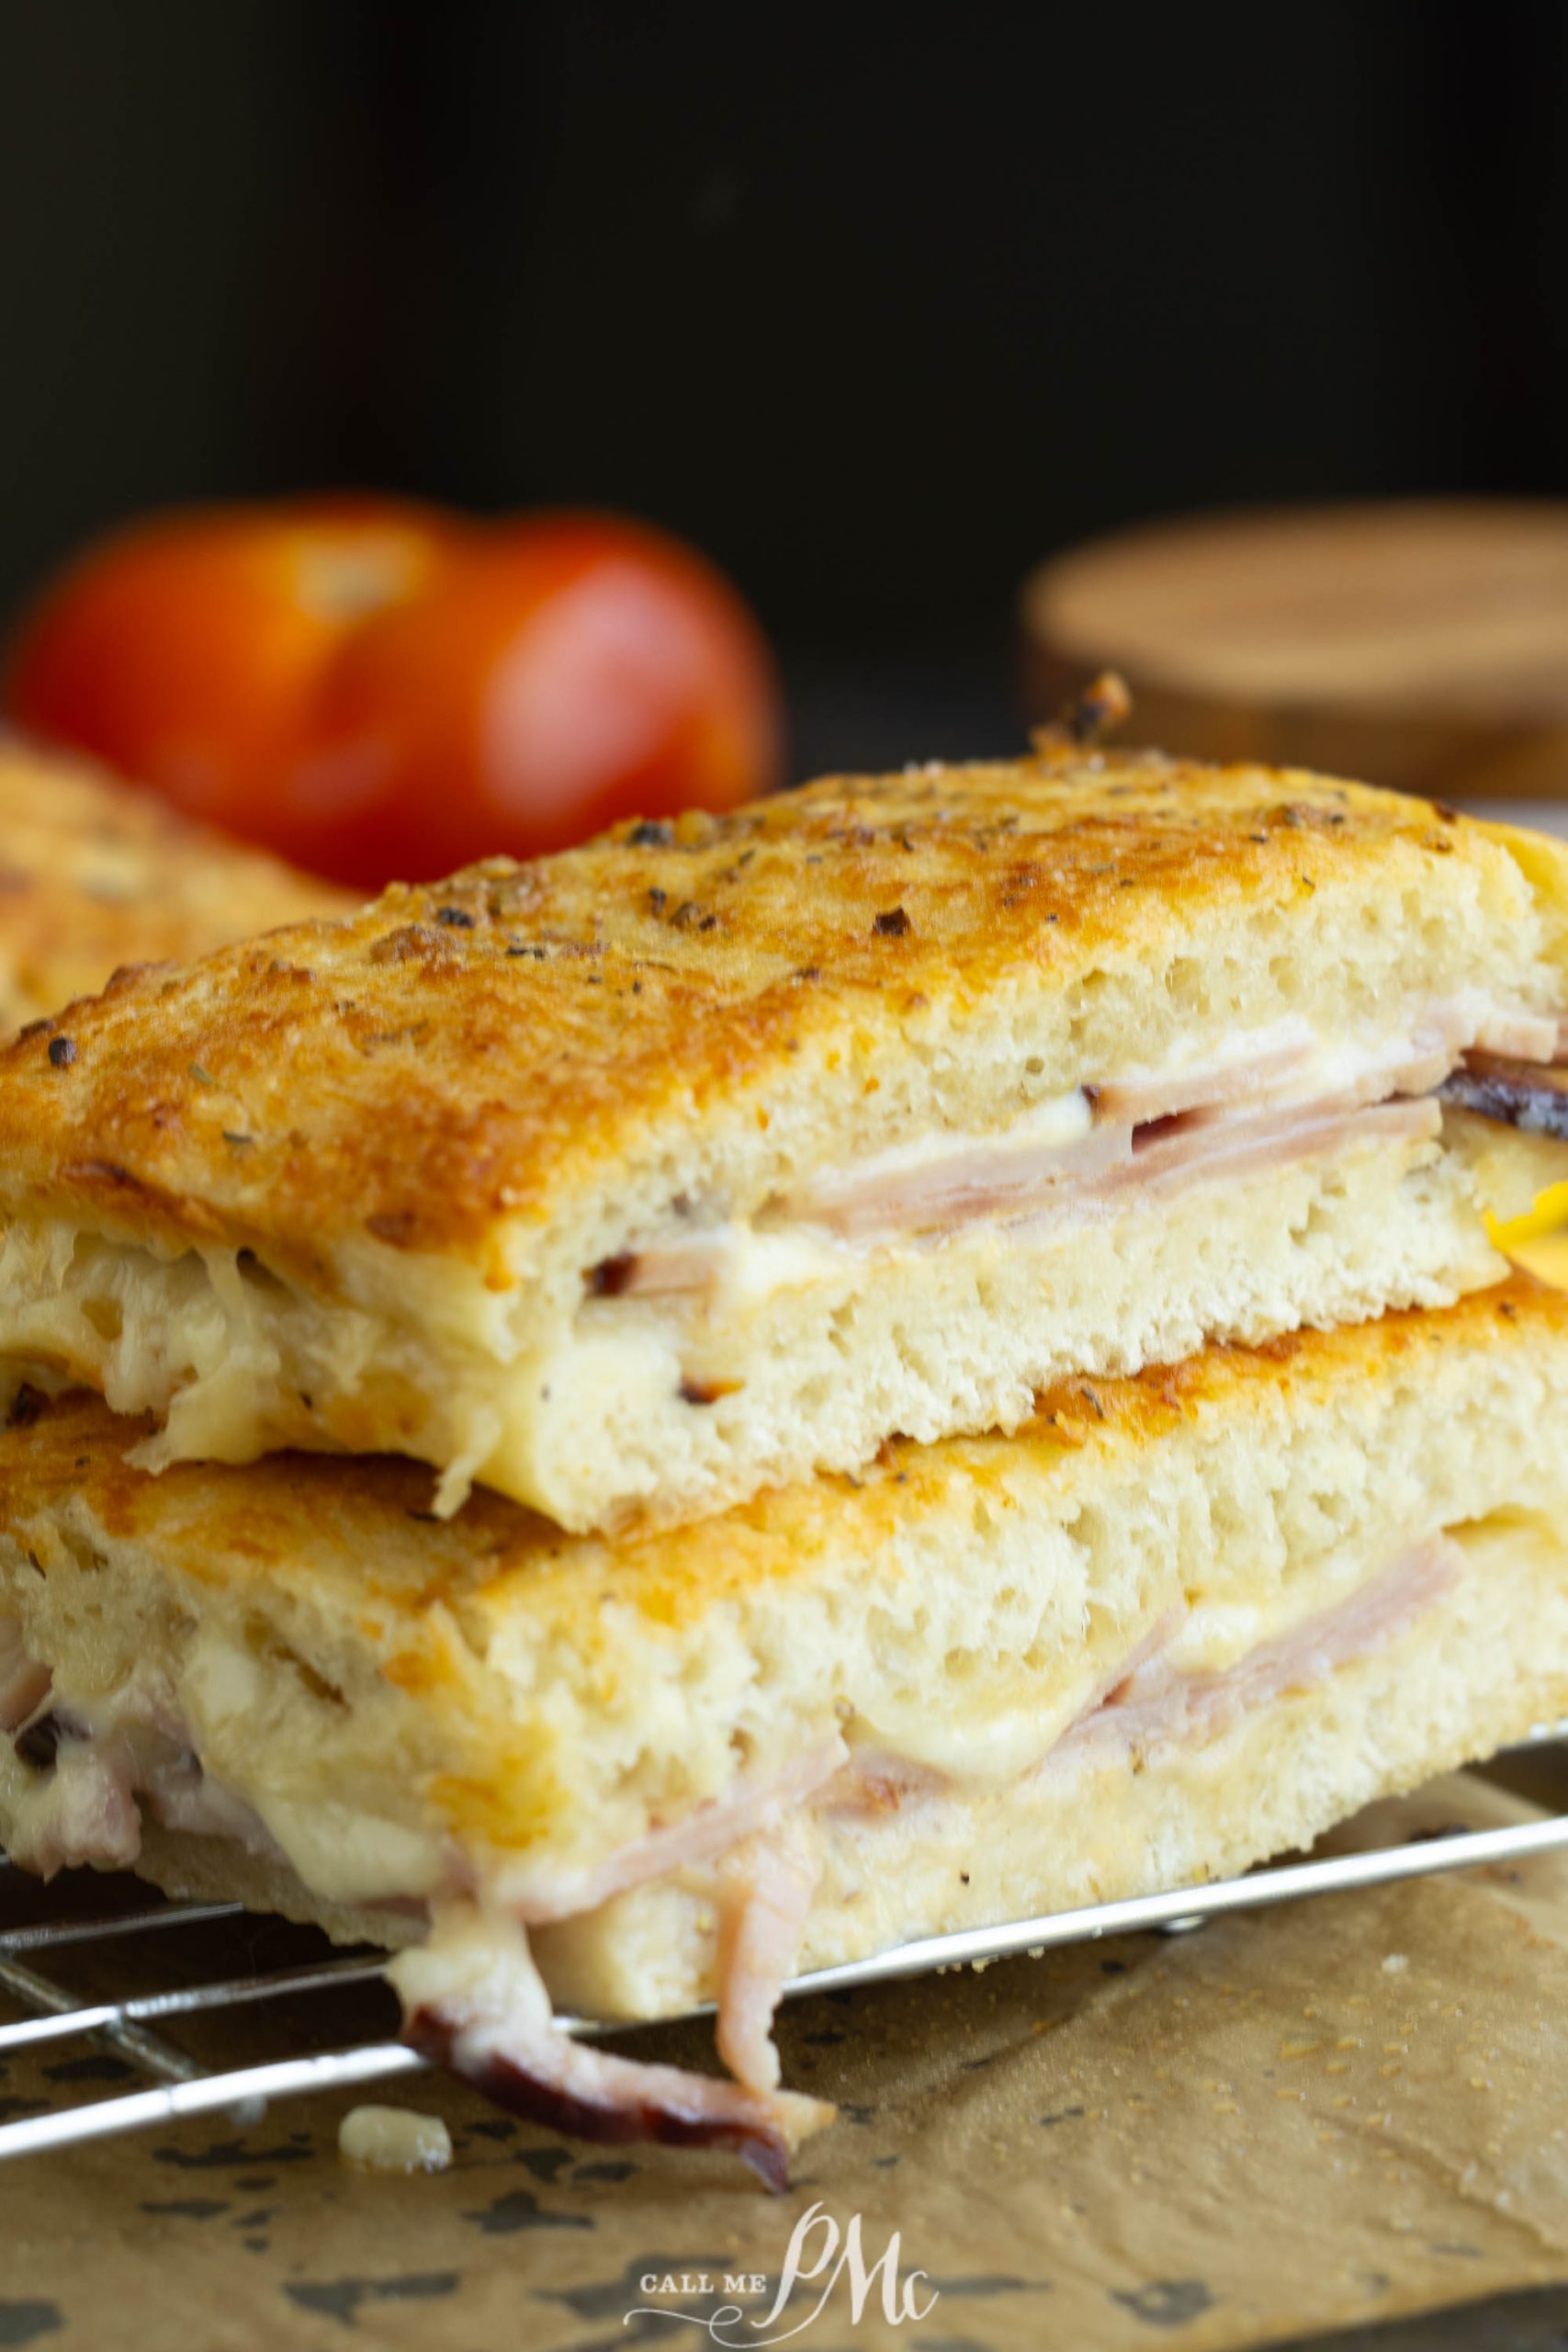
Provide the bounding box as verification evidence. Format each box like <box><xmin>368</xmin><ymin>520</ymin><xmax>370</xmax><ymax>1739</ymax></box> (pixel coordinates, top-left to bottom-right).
<box><xmin>3</xmin><ymin>497</ymin><xmax>783</xmax><ymax>888</ymax></box>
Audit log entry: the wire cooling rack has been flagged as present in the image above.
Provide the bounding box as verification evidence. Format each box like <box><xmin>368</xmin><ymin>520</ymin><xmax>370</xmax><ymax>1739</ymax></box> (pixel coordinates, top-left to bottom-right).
<box><xmin>2</xmin><ymin>1749</ymin><xmax>1567</xmax><ymax>2163</ymax></box>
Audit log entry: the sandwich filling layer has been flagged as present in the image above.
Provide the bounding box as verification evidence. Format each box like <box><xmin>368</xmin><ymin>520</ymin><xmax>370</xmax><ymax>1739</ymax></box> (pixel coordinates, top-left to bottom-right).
<box><xmin>599</xmin><ymin>998</ymin><xmax>1555</xmax><ymax>1279</ymax></box>
<box><xmin>0</xmin><ymin>996</ymin><xmax>1562</xmax><ymax>1530</ymax></box>
<box><xmin>0</xmin><ymin>1532</ymin><xmax>1461</xmax><ymax>1908</ymax></box>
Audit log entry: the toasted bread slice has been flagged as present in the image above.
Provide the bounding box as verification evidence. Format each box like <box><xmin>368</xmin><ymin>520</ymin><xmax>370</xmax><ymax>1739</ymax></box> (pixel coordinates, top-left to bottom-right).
<box><xmin>0</xmin><ymin>746</ymin><xmax>1566</xmax><ymax>1528</ymax></box>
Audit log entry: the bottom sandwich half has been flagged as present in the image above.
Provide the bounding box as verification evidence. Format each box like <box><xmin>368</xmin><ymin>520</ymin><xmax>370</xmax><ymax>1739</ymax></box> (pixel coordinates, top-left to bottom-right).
<box><xmin>1</xmin><ymin>1277</ymin><xmax>1567</xmax><ymax>2185</ymax></box>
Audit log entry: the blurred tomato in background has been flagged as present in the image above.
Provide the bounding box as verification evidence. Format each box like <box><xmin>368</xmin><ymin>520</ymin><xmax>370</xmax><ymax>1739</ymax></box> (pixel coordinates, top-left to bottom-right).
<box><xmin>2</xmin><ymin>498</ymin><xmax>783</xmax><ymax>889</ymax></box>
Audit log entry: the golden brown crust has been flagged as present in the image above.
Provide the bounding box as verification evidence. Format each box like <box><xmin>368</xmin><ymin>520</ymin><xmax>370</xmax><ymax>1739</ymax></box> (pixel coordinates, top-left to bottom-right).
<box><xmin>0</xmin><ymin>735</ymin><xmax>353</xmax><ymax>1038</ymax></box>
<box><xmin>0</xmin><ymin>741</ymin><xmax>1553</xmax><ymax>1267</ymax></box>
<box><xmin>4</xmin><ymin>1273</ymin><xmax>1558</xmax><ymax>1659</ymax></box>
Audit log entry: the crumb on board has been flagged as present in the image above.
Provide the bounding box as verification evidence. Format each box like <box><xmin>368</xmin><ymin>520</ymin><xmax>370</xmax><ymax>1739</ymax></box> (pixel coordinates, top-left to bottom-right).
<box><xmin>337</xmin><ymin>2104</ymin><xmax>454</xmax><ymax>2174</ymax></box>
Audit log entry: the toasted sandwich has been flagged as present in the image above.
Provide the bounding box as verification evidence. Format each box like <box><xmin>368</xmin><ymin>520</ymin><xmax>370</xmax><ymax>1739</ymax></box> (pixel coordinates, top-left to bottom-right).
<box><xmin>1</xmin><ymin>1277</ymin><xmax>1565</xmax><ymax>2182</ymax></box>
<box><xmin>0</xmin><ymin>742</ymin><xmax>1565</xmax><ymax>1532</ymax></box>
<box><xmin>0</xmin><ymin>735</ymin><xmax>352</xmax><ymax>1037</ymax></box>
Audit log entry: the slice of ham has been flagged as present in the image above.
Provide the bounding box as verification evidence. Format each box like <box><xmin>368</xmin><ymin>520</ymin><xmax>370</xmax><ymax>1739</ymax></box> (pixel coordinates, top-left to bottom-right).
<box><xmin>494</xmin><ymin>1736</ymin><xmax>848</xmax><ymax>1924</ymax></box>
<box><xmin>818</xmin><ymin>1747</ymin><xmax>953</xmax><ymax>1819</ymax></box>
<box><xmin>769</xmin><ymin>1109</ymin><xmax>1127</xmax><ymax>1243</ymax></box>
<box><xmin>599</xmin><ymin>1085</ymin><xmax>1435</xmax><ymax>1284</ymax></box>
<box><xmin>1049</xmin><ymin>1534</ymin><xmax>1462</xmax><ymax>1772</ymax></box>
<box><xmin>1089</xmin><ymin>1025</ymin><xmax>1317</xmax><ymax>1125</ymax></box>
<box><xmin>592</xmin><ymin>994</ymin><xmax>1556</xmax><ymax>1287</ymax></box>
<box><xmin>1418</xmin><ymin>1000</ymin><xmax>1559</xmax><ymax>1066</ymax></box>
<box><xmin>146</xmin><ymin>1750</ymin><xmax>292</xmax><ymax>1857</ymax></box>
<box><xmin>0</xmin><ymin>1619</ymin><xmax>51</xmax><ymax>1736</ymax></box>
<box><xmin>1089</xmin><ymin>1005</ymin><xmax>1554</xmax><ymax>1128</ymax></box>
<box><xmin>714</xmin><ymin>1820</ymin><xmax>819</xmax><ymax>2095</ymax></box>
<box><xmin>0</xmin><ymin>1621</ymin><xmax>295</xmax><ymax>1879</ymax></box>
<box><xmin>391</xmin><ymin>1905</ymin><xmax>835</xmax><ymax>2194</ymax></box>
<box><xmin>590</xmin><ymin>1232</ymin><xmax>731</xmax><ymax>1300</ymax></box>
<box><xmin>1089</xmin><ymin>1093</ymin><xmax>1442</xmax><ymax>1216</ymax></box>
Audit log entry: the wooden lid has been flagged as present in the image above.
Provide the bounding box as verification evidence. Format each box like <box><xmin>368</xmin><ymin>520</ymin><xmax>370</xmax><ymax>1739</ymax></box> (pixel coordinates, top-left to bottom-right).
<box><xmin>1021</xmin><ymin>501</ymin><xmax>1568</xmax><ymax>797</ymax></box>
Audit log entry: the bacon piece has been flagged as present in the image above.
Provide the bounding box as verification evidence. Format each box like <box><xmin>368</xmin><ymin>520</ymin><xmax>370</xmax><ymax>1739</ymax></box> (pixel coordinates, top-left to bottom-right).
<box><xmin>391</xmin><ymin>1906</ymin><xmax>834</xmax><ymax>2194</ymax></box>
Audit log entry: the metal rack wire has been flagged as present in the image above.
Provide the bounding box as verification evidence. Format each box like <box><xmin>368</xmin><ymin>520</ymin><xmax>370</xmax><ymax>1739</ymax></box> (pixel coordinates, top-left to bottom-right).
<box><xmin>3</xmin><ymin>1774</ymin><xmax>1567</xmax><ymax>2163</ymax></box>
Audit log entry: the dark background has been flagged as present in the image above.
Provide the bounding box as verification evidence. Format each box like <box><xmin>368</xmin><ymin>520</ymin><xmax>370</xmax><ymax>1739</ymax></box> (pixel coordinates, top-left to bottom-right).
<box><xmin>3</xmin><ymin>0</ymin><xmax>1566</xmax><ymax>773</ymax></box>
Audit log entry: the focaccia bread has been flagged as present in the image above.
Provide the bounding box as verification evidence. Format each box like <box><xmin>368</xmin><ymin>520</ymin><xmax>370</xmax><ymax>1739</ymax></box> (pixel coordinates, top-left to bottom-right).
<box><xmin>0</xmin><ymin>743</ymin><xmax>1566</xmax><ymax>1529</ymax></box>
<box><xmin>2</xmin><ymin>1278</ymin><xmax>1566</xmax><ymax>2183</ymax></box>
<box><xmin>0</xmin><ymin>735</ymin><xmax>353</xmax><ymax>1035</ymax></box>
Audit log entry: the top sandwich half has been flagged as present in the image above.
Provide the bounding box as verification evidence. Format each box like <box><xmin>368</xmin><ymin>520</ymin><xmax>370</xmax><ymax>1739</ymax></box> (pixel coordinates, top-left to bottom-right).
<box><xmin>0</xmin><ymin>733</ymin><xmax>1567</xmax><ymax>1532</ymax></box>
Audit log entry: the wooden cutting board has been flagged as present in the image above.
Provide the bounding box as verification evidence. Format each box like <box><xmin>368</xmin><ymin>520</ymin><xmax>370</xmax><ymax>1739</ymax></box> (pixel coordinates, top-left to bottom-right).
<box><xmin>1022</xmin><ymin>501</ymin><xmax>1568</xmax><ymax>798</ymax></box>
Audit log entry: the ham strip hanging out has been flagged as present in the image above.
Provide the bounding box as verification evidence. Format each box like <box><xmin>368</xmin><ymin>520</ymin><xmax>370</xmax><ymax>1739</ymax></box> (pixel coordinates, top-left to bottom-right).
<box><xmin>391</xmin><ymin>1905</ymin><xmax>835</xmax><ymax>2194</ymax></box>
<box><xmin>715</xmin><ymin>1821</ymin><xmax>820</xmax><ymax>2095</ymax></box>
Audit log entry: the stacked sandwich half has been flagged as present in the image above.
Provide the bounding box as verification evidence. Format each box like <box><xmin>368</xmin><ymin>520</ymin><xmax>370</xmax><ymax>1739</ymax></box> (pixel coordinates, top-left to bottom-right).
<box><xmin>4</xmin><ymin>707</ymin><xmax>1568</xmax><ymax>2186</ymax></box>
